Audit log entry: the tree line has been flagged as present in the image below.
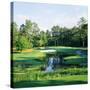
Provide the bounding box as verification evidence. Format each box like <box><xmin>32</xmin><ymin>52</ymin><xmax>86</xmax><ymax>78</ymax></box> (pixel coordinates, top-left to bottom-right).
<box><xmin>11</xmin><ymin>17</ymin><xmax>88</xmax><ymax>51</ymax></box>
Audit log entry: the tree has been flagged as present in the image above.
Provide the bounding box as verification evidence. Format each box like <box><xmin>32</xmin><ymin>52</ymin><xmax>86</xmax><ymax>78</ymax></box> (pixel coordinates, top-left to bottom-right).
<box><xmin>11</xmin><ymin>22</ymin><xmax>18</xmax><ymax>48</ymax></box>
<box><xmin>39</xmin><ymin>31</ymin><xmax>48</xmax><ymax>47</ymax></box>
<box><xmin>15</xmin><ymin>20</ymin><xmax>33</xmax><ymax>51</ymax></box>
<box><xmin>19</xmin><ymin>20</ymin><xmax>33</xmax><ymax>48</ymax></box>
<box><xmin>20</xmin><ymin>20</ymin><xmax>40</xmax><ymax>47</ymax></box>
<box><xmin>46</xmin><ymin>30</ymin><xmax>51</xmax><ymax>46</ymax></box>
<box><xmin>51</xmin><ymin>25</ymin><xmax>60</xmax><ymax>46</ymax></box>
<box><xmin>31</xmin><ymin>22</ymin><xmax>40</xmax><ymax>47</ymax></box>
<box><xmin>16</xmin><ymin>36</ymin><xmax>32</xmax><ymax>51</ymax></box>
<box><xmin>12</xmin><ymin>17</ymin><xmax>88</xmax><ymax>49</ymax></box>
<box><xmin>78</xmin><ymin>17</ymin><xmax>87</xmax><ymax>47</ymax></box>
<box><xmin>70</xmin><ymin>26</ymin><xmax>80</xmax><ymax>47</ymax></box>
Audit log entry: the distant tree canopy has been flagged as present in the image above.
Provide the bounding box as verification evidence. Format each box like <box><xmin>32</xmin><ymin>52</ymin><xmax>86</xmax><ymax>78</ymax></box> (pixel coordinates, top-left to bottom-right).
<box><xmin>11</xmin><ymin>17</ymin><xmax>88</xmax><ymax>51</ymax></box>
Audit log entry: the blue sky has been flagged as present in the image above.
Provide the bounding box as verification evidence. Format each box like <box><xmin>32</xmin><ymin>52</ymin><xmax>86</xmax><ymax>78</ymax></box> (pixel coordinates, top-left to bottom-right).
<box><xmin>13</xmin><ymin>2</ymin><xmax>88</xmax><ymax>31</ymax></box>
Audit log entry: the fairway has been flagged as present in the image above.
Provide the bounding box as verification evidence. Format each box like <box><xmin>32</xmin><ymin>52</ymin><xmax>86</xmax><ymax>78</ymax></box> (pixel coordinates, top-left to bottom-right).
<box><xmin>11</xmin><ymin>47</ymin><xmax>88</xmax><ymax>88</ymax></box>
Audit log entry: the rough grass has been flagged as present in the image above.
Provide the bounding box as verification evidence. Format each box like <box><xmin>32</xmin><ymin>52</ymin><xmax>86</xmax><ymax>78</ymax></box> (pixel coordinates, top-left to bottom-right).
<box><xmin>12</xmin><ymin>67</ymin><xmax>87</xmax><ymax>81</ymax></box>
<box><xmin>12</xmin><ymin>67</ymin><xmax>88</xmax><ymax>88</ymax></box>
<box><xmin>12</xmin><ymin>75</ymin><xmax>87</xmax><ymax>88</ymax></box>
<box><xmin>11</xmin><ymin>46</ymin><xmax>88</xmax><ymax>88</ymax></box>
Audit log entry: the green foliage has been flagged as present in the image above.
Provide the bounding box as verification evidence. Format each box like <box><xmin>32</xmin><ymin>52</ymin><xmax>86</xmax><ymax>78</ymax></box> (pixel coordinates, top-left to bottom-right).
<box><xmin>11</xmin><ymin>17</ymin><xmax>88</xmax><ymax>88</ymax></box>
<box><xmin>11</xmin><ymin>22</ymin><xmax>19</xmax><ymax>48</ymax></box>
<box><xmin>50</xmin><ymin>17</ymin><xmax>87</xmax><ymax>47</ymax></box>
<box><xmin>16</xmin><ymin>36</ymin><xmax>32</xmax><ymax>51</ymax></box>
<box><xmin>11</xmin><ymin>17</ymin><xmax>88</xmax><ymax>49</ymax></box>
<box><xmin>77</xmin><ymin>17</ymin><xmax>88</xmax><ymax>47</ymax></box>
<box><xmin>39</xmin><ymin>31</ymin><xmax>48</xmax><ymax>47</ymax></box>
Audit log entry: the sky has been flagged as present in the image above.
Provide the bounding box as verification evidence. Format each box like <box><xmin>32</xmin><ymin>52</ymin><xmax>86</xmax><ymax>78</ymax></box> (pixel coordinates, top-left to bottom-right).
<box><xmin>13</xmin><ymin>2</ymin><xmax>88</xmax><ymax>31</ymax></box>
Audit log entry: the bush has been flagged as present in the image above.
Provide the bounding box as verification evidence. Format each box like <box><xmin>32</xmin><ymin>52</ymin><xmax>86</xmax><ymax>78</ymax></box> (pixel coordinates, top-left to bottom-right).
<box><xmin>16</xmin><ymin>36</ymin><xmax>33</xmax><ymax>51</ymax></box>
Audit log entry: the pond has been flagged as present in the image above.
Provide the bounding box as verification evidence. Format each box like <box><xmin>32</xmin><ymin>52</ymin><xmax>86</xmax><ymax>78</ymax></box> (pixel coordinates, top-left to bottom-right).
<box><xmin>40</xmin><ymin>48</ymin><xmax>87</xmax><ymax>72</ymax></box>
<box><xmin>13</xmin><ymin>47</ymin><xmax>87</xmax><ymax>72</ymax></box>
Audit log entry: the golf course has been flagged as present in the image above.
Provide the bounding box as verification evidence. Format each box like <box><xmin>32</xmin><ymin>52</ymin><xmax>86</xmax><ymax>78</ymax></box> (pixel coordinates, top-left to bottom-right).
<box><xmin>11</xmin><ymin>2</ymin><xmax>88</xmax><ymax>88</ymax></box>
<box><xmin>11</xmin><ymin>46</ymin><xmax>88</xmax><ymax>88</ymax></box>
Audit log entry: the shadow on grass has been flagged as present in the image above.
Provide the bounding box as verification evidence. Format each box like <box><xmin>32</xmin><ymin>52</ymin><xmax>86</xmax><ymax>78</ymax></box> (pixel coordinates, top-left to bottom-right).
<box><xmin>20</xmin><ymin>57</ymin><xmax>43</xmax><ymax>62</ymax></box>
<box><xmin>14</xmin><ymin>56</ymin><xmax>44</xmax><ymax>63</ymax></box>
<box><xmin>12</xmin><ymin>80</ymin><xmax>87</xmax><ymax>88</ymax></box>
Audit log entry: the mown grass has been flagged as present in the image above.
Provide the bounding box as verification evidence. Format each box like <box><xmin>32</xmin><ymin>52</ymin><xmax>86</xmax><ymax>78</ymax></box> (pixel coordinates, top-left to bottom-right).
<box><xmin>64</xmin><ymin>55</ymin><xmax>87</xmax><ymax>65</ymax></box>
<box><xmin>11</xmin><ymin>46</ymin><xmax>88</xmax><ymax>88</ymax></box>
<box><xmin>38</xmin><ymin>46</ymin><xmax>87</xmax><ymax>53</ymax></box>
<box><xmin>38</xmin><ymin>46</ymin><xmax>87</xmax><ymax>50</ymax></box>
<box><xmin>12</xmin><ymin>50</ymin><xmax>46</xmax><ymax>65</ymax></box>
<box><xmin>12</xmin><ymin>50</ymin><xmax>46</xmax><ymax>61</ymax></box>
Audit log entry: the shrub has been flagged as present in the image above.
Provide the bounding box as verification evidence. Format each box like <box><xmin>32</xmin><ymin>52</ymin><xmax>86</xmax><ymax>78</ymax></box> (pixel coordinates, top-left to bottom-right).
<box><xmin>16</xmin><ymin>36</ymin><xmax>33</xmax><ymax>51</ymax></box>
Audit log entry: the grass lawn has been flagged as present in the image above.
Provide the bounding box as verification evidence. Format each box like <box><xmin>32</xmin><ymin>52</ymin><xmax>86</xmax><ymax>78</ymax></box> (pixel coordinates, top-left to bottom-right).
<box><xmin>11</xmin><ymin>46</ymin><xmax>88</xmax><ymax>88</ymax></box>
<box><xmin>12</xmin><ymin>75</ymin><xmax>87</xmax><ymax>88</ymax></box>
<box><xmin>64</xmin><ymin>55</ymin><xmax>87</xmax><ymax>65</ymax></box>
<box><xmin>12</xmin><ymin>50</ymin><xmax>46</xmax><ymax>66</ymax></box>
<box><xmin>12</xmin><ymin>50</ymin><xmax>46</xmax><ymax>61</ymax></box>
